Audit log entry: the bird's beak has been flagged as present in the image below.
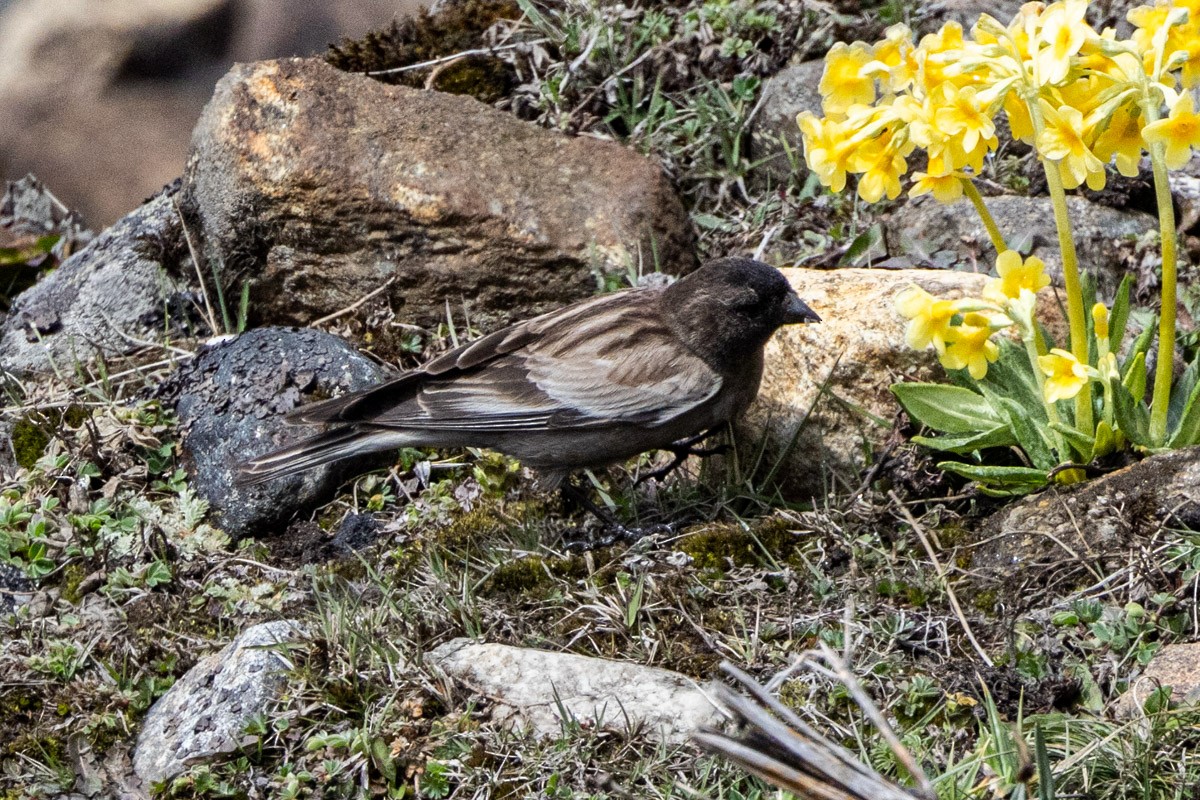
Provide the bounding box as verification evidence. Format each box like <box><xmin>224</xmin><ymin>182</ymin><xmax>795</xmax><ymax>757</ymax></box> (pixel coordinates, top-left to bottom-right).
<box><xmin>782</xmin><ymin>293</ymin><xmax>820</xmax><ymax>324</ymax></box>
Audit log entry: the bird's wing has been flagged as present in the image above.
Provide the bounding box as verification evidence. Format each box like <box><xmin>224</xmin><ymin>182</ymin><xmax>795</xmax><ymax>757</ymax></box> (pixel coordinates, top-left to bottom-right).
<box><xmin>295</xmin><ymin>289</ymin><xmax>723</xmax><ymax>431</ymax></box>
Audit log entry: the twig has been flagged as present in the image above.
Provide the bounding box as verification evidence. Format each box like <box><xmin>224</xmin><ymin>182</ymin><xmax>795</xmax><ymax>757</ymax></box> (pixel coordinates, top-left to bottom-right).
<box><xmin>813</xmin><ymin>644</ymin><xmax>934</xmax><ymax>797</ymax></box>
<box><xmin>888</xmin><ymin>489</ymin><xmax>995</xmax><ymax>667</ymax></box>
<box><xmin>172</xmin><ymin>197</ymin><xmax>219</xmax><ymax>335</ymax></box>
<box><xmin>366</xmin><ymin>43</ymin><xmax>531</xmax><ymax>76</ymax></box>
<box><xmin>310</xmin><ymin>277</ymin><xmax>397</xmax><ymax>327</ymax></box>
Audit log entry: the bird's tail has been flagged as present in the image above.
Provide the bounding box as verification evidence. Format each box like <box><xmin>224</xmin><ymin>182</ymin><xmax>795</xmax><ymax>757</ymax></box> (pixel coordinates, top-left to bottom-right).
<box><xmin>237</xmin><ymin>427</ymin><xmax>410</xmax><ymax>486</ymax></box>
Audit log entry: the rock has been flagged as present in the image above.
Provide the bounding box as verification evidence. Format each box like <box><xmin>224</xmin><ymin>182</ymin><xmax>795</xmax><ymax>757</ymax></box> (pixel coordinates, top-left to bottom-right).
<box><xmin>911</xmin><ymin>0</ymin><xmax>1024</xmax><ymax>32</ymax></box>
<box><xmin>971</xmin><ymin>447</ymin><xmax>1200</xmax><ymax>575</ymax></box>
<box><xmin>133</xmin><ymin>620</ymin><xmax>305</xmax><ymax>786</ymax></box>
<box><xmin>884</xmin><ymin>194</ymin><xmax>1156</xmax><ymax>298</ymax></box>
<box><xmin>752</xmin><ymin>60</ymin><xmax>823</xmax><ymax>186</ymax></box>
<box><xmin>0</xmin><ymin>189</ymin><xmax>195</xmax><ymax>375</ymax></box>
<box><xmin>182</xmin><ymin>58</ymin><xmax>695</xmax><ymax>343</ymax></box>
<box><xmin>159</xmin><ymin>327</ymin><xmax>389</xmax><ymax>540</ymax></box>
<box><xmin>741</xmin><ymin>267</ymin><xmax>1065</xmax><ymax>500</ymax></box>
<box><xmin>427</xmin><ymin>639</ymin><xmax>721</xmax><ymax>743</ymax></box>
<box><xmin>0</xmin><ymin>563</ymin><xmax>33</xmax><ymax>615</ymax></box>
<box><xmin>0</xmin><ymin>0</ymin><xmax>419</xmax><ymax>226</ymax></box>
<box><xmin>1115</xmin><ymin>643</ymin><xmax>1200</xmax><ymax>718</ymax></box>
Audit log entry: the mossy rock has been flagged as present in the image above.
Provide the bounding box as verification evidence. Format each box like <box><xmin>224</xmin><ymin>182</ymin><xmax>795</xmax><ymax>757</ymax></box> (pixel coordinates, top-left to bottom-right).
<box><xmin>677</xmin><ymin>515</ymin><xmax>802</xmax><ymax>572</ymax></box>
<box><xmin>10</xmin><ymin>404</ymin><xmax>89</xmax><ymax>469</ymax></box>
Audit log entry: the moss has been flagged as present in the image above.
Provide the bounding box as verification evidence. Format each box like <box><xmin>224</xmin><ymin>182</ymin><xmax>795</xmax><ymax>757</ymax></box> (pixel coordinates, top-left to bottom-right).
<box><xmin>59</xmin><ymin>562</ymin><xmax>87</xmax><ymax>604</ymax></box>
<box><xmin>972</xmin><ymin>588</ymin><xmax>999</xmax><ymax>615</ymax></box>
<box><xmin>11</xmin><ymin>414</ymin><xmax>50</xmax><ymax>470</ymax></box>
<box><xmin>326</xmin><ymin>0</ymin><xmax>520</xmax><ymax>99</ymax></box>
<box><xmin>677</xmin><ymin>516</ymin><xmax>802</xmax><ymax>572</ymax></box>
<box><xmin>481</xmin><ymin>554</ymin><xmax>588</xmax><ymax>597</ymax></box>
<box><xmin>430</xmin><ymin>56</ymin><xmax>513</xmax><ymax>103</ymax></box>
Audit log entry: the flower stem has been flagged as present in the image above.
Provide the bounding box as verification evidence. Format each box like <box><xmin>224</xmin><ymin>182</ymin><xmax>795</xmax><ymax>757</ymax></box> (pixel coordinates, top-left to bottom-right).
<box><xmin>962</xmin><ymin>179</ymin><xmax>1007</xmax><ymax>254</ymax></box>
<box><xmin>1146</xmin><ymin>131</ymin><xmax>1178</xmax><ymax>445</ymax></box>
<box><xmin>1041</xmin><ymin>161</ymin><xmax>1094</xmax><ymax>435</ymax></box>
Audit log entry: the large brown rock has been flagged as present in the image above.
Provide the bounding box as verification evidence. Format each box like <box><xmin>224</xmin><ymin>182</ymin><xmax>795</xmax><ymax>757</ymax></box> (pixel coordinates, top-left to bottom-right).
<box><xmin>181</xmin><ymin>58</ymin><xmax>695</xmax><ymax>337</ymax></box>
<box><xmin>742</xmin><ymin>267</ymin><xmax>1065</xmax><ymax>499</ymax></box>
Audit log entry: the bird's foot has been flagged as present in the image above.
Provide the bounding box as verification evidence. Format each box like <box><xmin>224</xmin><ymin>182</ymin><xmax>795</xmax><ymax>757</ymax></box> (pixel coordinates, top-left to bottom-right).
<box><xmin>635</xmin><ymin>441</ymin><xmax>732</xmax><ymax>486</ymax></box>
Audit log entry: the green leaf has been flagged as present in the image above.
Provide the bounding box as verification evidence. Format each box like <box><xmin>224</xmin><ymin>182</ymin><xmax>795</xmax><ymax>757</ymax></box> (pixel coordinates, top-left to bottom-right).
<box><xmin>1093</xmin><ymin>420</ymin><xmax>1117</xmax><ymax>457</ymax></box>
<box><xmin>1109</xmin><ymin>274</ymin><xmax>1133</xmax><ymax>352</ymax></box>
<box><xmin>1121</xmin><ymin>323</ymin><xmax>1155</xmax><ymax>389</ymax></box>
<box><xmin>1168</xmin><ymin>373</ymin><xmax>1200</xmax><ymax>447</ymax></box>
<box><xmin>989</xmin><ymin>391</ymin><xmax>1056</xmax><ymax>470</ymax></box>
<box><xmin>839</xmin><ymin>224</ymin><xmax>883</xmax><ymax>266</ymax></box>
<box><xmin>1113</xmin><ymin>380</ymin><xmax>1151</xmax><ymax>446</ymax></box>
<box><xmin>1123</xmin><ymin>350</ymin><xmax>1147</xmax><ymax>404</ymax></box>
<box><xmin>911</xmin><ymin>426</ymin><xmax>1019</xmax><ymax>454</ymax></box>
<box><xmin>1035</xmin><ymin>724</ymin><xmax>1055</xmax><ymax>800</ymax></box>
<box><xmin>891</xmin><ymin>383</ymin><xmax>1002</xmax><ymax>434</ymax></box>
<box><xmin>1168</xmin><ymin>354</ymin><xmax>1200</xmax><ymax>433</ymax></box>
<box><xmin>936</xmin><ymin>461</ymin><xmax>1050</xmax><ymax>488</ymax></box>
<box><xmin>1050</xmin><ymin>422</ymin><xmax>1095</xmax><ymax>461</ymax></box>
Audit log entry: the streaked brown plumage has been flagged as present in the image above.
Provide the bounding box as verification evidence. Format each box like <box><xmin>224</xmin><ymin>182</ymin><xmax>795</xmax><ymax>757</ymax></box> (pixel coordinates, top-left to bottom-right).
<box><xmin>239</xmin><ymin>257</ymin><xmax>819</xmax><ymax>488</ymax></box>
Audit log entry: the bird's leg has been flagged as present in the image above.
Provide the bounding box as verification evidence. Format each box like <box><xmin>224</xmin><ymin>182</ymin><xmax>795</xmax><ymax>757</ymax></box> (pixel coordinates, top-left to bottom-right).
<box><xmin>635</xmin><ymin>427</ymin><xmax>731</xmax><ymax>485</ymax></box>
<box><xmin>560</xmin><ymin>478</ymin><xmax>625</xmax><ymax>531</ymax></box>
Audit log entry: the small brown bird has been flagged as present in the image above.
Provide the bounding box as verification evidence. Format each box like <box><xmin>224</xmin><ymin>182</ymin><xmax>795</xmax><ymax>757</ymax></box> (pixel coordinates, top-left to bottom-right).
<box><xmin>239</xmin><ymin>257</ymin><xmax>819</xmax><ymax>489</ymax></box>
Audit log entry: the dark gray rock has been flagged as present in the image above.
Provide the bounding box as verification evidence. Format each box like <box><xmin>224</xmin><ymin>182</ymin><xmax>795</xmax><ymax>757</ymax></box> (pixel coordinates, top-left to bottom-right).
<box><xmin>133</xmin><ymin>620</ymin><xmax>306</xmax><ymax>785</ymax></box>
<box><xmin>884</xmin><ymin>194</ymin><xmax>1156</xmax><ymax>298</ymax></box>
<box><xmin>751</xmin><ymin>60</ymin><xmax>823</xmax><ymax>187</ymax></box>
<box><xmin>159</xmin><ymin>327</ymin><xmax>389</xmax><ymax>539</ymax></box>
<box><xmin>0</xmin><ymin>562</ymin><xmax>33</xmax><ymax>615</ymax></box>
<box><xmin>0</xmin><ymin>189</ymin><xmax>195</xmax><ymax>375</ymax></box>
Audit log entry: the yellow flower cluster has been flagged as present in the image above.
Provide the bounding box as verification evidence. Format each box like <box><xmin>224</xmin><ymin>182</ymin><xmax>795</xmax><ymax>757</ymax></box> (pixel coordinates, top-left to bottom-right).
<box><xmin>800</xmin><ymin>0</ymin><xmax>1200</xmax><ymax>203</ymax></box>
<box><xmin>896</xmin><ymin>250</ymin><xmax>1049</xmax><ymax>380</ymax></box>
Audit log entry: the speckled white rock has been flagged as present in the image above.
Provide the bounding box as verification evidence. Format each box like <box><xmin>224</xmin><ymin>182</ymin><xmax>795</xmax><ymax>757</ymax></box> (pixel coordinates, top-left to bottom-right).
<box><xmin>133</xmin><ymin>620</ymin><xmax>305</xmax><ymax>785</ymax></box>
<box><xmin>743</xmin><ymin>267</ymin><xmax>1065</xmax><ymax>499</ymax></box>
<box><xmin>427</xmin><ymin>639</ymin><xmax>721</xmax><ymax>743</ymax></box>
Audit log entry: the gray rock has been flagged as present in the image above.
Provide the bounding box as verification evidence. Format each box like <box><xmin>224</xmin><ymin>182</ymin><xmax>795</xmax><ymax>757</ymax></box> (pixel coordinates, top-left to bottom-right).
<box><xmin>182</xmin><ymin>58</ymin><xmax>695</xmax><ymax>346</ymax></box>
<box><xmin>1114</xmin><ymin>642</ymin><xmax>1200</xmax><ymax>718</ymax></box>
<box><xmin>971</xmin><ymin>447</ymin><xmax>1200</xmax><ymax>576</ymax></box>
<box><xmin>752</xmin><ymin>60</ymin><xmax>823</xmax><ymax>186</ymax></box>
<box><xmin>0</xmin><ymin>190</ymin><xmax>194</xmax><ymax>375</ymax></box>
<box><xmin>160</xmin><ymin>327</ymin><xmax>389</xmax><ymax>539</ymax></box>
<box><xmin>911</xmin><ymin>0</ymin><xmax>1024</xmax><ymax>32</ymax></box>
<box><xmin>427</xmin><ymin>639</ymin><xmax>722</xmax><ymax>744</ymax></box>
<box><xmin>885</xmin><ymin>194</ymin><xmax>1156</xmax><ymax>297</ymax></box>
<box><xmin>133</xmin><ymin>620</ymin><xmax>305</xmax><ymax>786</ymax></box>
<box><xmin>0</xmin><ymin>562</ymin><xmax>33</xmax><ymax>615</ymax></box>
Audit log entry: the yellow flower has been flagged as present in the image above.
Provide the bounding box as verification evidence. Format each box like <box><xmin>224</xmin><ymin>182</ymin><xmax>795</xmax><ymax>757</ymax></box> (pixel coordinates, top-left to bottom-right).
<box><xmin>867</xmin><ymin>24</ymin><xmax>919</xmax><ymax>93</ymax></box>
<box><xmin>1039</xmin><ymin>348</ymin><xmax>1091</xmax><ymax>403</ymax></box>
<box><xmin>910</xmin><ymin>171</ymin><xmax>965</xmax><ymax>202</ymax></box>
<box><xmin>916</xmin><ymin>21</ymin><xmax>966</xmax><ymax>91</ymax></box>
<box><xmin>1142</xmin><ymin>93</ymin><xmax>1200</xmax><ymax>169</ymax></box>
<box><xmin>940</xmin><ymin>313</ymin><xmax>1000</xmax><ymax>379</ymax></box>
<box><xmin>984</xmin><ymin>250</ymin><xmax>1052</xmax><ymax>302</ymax></box>
<box><xmin>853</xmin><ymin>138</ymin><xmax>908</xmax><ymax>202</ymax></box>
<box><xmin>1003</xmin><ymin>91</ymin><xmax>1036</xmax><ymax>144</ymax></box>
<box><xmin>895</xmin><ymin>285</ymin><xmax>958</xmax><ymax>353</ymax></box>
<box><xmin>1037</xmin><ymin>100</ymin><xmax>1106</xmax><ymax>190</ymax></box>
<box><xmin>1091</xmin><ymin>103</ymin><xmax>1144</xmax><ymax>178</ymax></box>
<box><xmin>798</xmin><ymin>112</ymin><xmax>854</xmax><ymax>192</ymax></box>
<box><xmin>934</xmin><ymin>84</ymin><xmax>996</xmax><ymax>153</ymax></box>
<box><xmin>1036</xmin><ymin>0</ymin><xmax>1091</xmax><ymax>85</ymax></box>
<box><xmin>1128</xmin><ymin>3</ymin><xmax>1172</xmax><ymax>57</ymax></box>
<box><xmin>820</xmin><ymin>42</ymin><xmax>876</xmax><ymax>114</ymax></box>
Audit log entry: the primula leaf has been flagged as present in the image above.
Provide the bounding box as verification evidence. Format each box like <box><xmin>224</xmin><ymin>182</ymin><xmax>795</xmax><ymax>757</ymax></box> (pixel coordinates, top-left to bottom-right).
<box><xmin>1168</xmin><ymin>374</ymin><xmax>1200</xmax><ymax>448</ymax></box>
<box><xmin>936</xmin><ymin>461</ymin><xmax>1049</xmax><ymax>492</ymax></box>
<box><xmin>1121</xmin><ymin>324</ymin><xmax>1155</xmax><ymax>391</ymax></box>
<box><xmin>1050</xmin><ymin>422</ymin><xmax>1095</xmax><ymax>462</ymax></box>
<box><xmin>1113</xmin><ymin>380</ymin><xmax>1151</xmax><ymax>446</ymax></box>
<box><xmin>891</xmin><ymin>383</ymin><xmax>1002</xmax><ymax>434</ymax></box>
<box><xmin>1109</xmin><ymin>274</ymin><xmax>1133</xmax><ymax>352</ymax></box>
<box><xmin>1123</xmin><ymin>350</ymin><xmax>1147</xmax><ymax>404</ymax></box>
<box><xmin>1168</xmin><ymin>355</ymin><xmax>1200</xmax><ymax>433</ymax></box>
<box><xmin>911</xmin><ymin>426</ymin><xmax>1019</xmax><ymax>454</ymax></box>
<box><xmin>1093</xmin><ymin>419</ymin><xmax>1117</xmax><ymax>458</ymax></box>
<box><xmin>987</xmin><ymin>390</ymin><xmax>1057</xmax><ymax>470</ymax></box>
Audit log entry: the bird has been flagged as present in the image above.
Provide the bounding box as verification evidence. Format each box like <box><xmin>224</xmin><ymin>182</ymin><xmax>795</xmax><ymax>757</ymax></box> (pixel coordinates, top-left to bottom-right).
<box><xmin>238</xmin><ymin>257</ymin><xmax>820</xmax><ymax>494</ymax></box>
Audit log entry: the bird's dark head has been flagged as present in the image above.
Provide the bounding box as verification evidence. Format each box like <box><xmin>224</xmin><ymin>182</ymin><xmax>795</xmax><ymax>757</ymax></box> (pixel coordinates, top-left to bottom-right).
<box><xmin>664</xmin><ymin>257</ymin><xmax>819</xmax><ymax>369</ymax></box>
